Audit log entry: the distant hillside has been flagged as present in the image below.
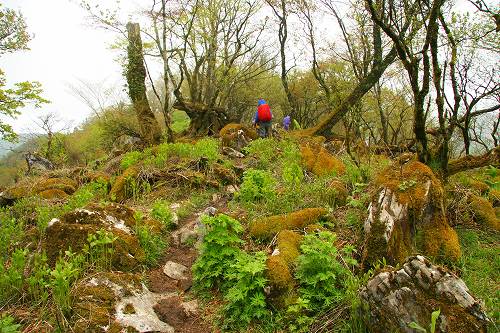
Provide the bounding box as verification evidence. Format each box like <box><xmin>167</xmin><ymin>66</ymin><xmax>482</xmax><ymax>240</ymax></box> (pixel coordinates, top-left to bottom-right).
<box><xmin>0</xmin><ymin>134</ymin><xmax>31</xmax><ymax>158</ymax></box>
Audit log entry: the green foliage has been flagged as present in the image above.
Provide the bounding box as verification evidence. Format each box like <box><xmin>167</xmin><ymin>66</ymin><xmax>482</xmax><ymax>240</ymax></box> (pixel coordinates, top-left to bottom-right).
<box><xmin>243</xmin><ymin>138</ymin><xmax>301</xmax><ymax>169</ymax></box>
<box><xmin>0</xmin><ymin>215</ymin><xmax>23</xmax><ymax>261</ymax></box>
<box><xmin>398</xmin><ymin>179</ymin><xmax>417</xmax><ymax>191</ymax></box>
<box><xmin>457</xmin><ymin>228</ymin><xmax>499</xmax><ymax>322</ymax></box>
<box><xmin>222</xmin><ymin>251</ymin><xmax>270</xmax><ymax>330</ymax></box>
<box><xmin>192</xmin><ymin>214</ymin><xmax>245</xmax><ymax>292</ymax></box>
<box><xmin>121</xmin><ymin>150</ymin><xmax>142</xmax><ymax>170</ymax></box>
<box><xmin>0</xmin><ymin>248</ymin><xmax>27</xmax><ymax>305</ymax></box>
<box><xmin>0</xmin><ymin>314</ymin><xmax>21</xmax><ymax>333</ymax></box>
<box><xmin>135</xmin><ymin>224</ymin><xmax>167</xmax><ymax>267</ymax></box>
<box><xmin>171</xmin><ymin>110</ymin><xmax>190</xmax><ymax>133</ymax></box>
<box><xmin>346</xmin><ymin>183</ymin><xmax>370</xmax><ymax>209</ymax></box>
<box><xmin>50</xmin><ymin>251</ymin><xmax>84</xmax><ymax>316</ymax></box>
<box><xmin>409</xmin><ymin>309</ymin><xmax>441</xmax><ymax>333</ymax></box>
<box><xmin>282</xmin><ymin>162</ymin><xmax>304</xmax><ymax>186</ymax></box>
<box><xmin>151</xmin><ymin>199</ymin><xmax>175</xmax><ymax>230</ymax></box>
<box><xmin>237</xmin><ymin>169</ymin><xmax>276</xmax><ymax>203</ymax></box>
<box><xmin>26</xmin><ymin>253</ymin><xmax>50</xmax><ymax>304</ymax></box>
<box><xmin>84</xmin><ymin>229</ymin><xmax>117</xmax><ymax>271</ymax></box>
<box><xmin>295</xmin><ymin>231</ymin><xmax>357</xmax><ymax>312</ymax></box>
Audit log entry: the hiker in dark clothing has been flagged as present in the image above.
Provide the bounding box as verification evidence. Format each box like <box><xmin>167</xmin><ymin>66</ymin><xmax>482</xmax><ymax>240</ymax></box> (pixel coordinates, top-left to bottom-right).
<box><xmin>253</xmin><ymin>98</ymin><xmax>273</xmax><ymax>138</ymax></box>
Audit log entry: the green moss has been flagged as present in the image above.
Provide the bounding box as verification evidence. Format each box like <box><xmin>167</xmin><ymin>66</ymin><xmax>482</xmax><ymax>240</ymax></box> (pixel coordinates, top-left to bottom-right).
<box><xmin>249</xmin><ymin>208</ymin><xmax>328</xmax><ymax>239</ymax></box>
<box><xmin>300</xmin><ymin>142</ymin><xmax>345</xmax><ymax>176</ymax></box>
<box><xmin>469</xmin><ymin>195</ymin><xmax>499</xmax><ymax>230</ymax></box>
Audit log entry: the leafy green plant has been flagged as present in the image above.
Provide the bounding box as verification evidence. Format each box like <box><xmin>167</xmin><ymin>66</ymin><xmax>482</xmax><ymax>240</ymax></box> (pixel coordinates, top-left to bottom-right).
<box><xmin>135</xmin><ymin>224</ymin><xmax>167</xmax><ymax>267</ymax></box>
<box><xmin>398</xmin><ymin>179</ymin><xmax>417</xmax><ymax>191</ymax></box>
<box><xmin>295</xmin><ymin>231</ymin><xmax>357</xmax><ymax>311</ymax></box>
<box><xmin>0</xmin><ymin>216</ymin><xmax>23</xmax><ymax>261</ymax></box>
<box><xmin>409</xmin><ymin>309</ymin><xmax>441</xmax><ymax>333</ymax></box>
<box><xmin>0</xmin><ymin>248</ymin><xmax>27</xmax><ymax>304</ymax></box>
<box><xmin>282</xmin><ymin>162</ymin><xmax>304</xmax><ymax>186</ymax></box>
<box><xmin>84</xmin><ymin>229</ymin><xmax>117</xmax><ymax>271</ymax></box>
<box><xmin>50</xmin><ymin>251</ymin><xmax>84</xmax><ymax>316</ymax></box>
<box><xmin>120</xmin><ymin>150</ymin><xmax>143</xmax><ymax>170</ymax></box>
<box><xmin>0</xmin><ymin>315</ymin><xmax>21</xmax><ymax>333</ymax></box>
<box><xmin>192</xmin><ymin>214</ymin><xmax>245</xmax><ymax>292</ymax></box>
<box><xmin>26</xmin><ymin>252</ymin><xmax>50</xmax><ymax>304</ymax></box>
<box><xmin>222</xmin><ymin>251</ymin><xmax>269</xmax><ymax>330</ymax></box>
<box><xmin>151</xmin><ymin>200</ymin><xmax>175</xmax><ymax>230</ymax></box>
<box><xmin>237</xmin><ymin>169</ymin><xmax>276</xmax><ymax>203</ymax></box>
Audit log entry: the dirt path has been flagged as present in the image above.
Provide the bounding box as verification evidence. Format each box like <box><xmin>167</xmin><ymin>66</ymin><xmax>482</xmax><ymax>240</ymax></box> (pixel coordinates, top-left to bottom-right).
<box><xmin>146</xmin><ymin>199</ymin><xmax>228</xmax><ymax>333</ymax></box>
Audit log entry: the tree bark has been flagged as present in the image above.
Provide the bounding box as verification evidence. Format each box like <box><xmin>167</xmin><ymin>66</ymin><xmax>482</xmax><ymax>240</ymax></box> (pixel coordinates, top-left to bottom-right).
<box><xmin>447</xmin><ymin>145</ymin><xmax>500</xmax><ymax>176</ymax></box>
<box><xmin>172</xmin><ymin>100</ymin><xmax>233</xmax><ymax>136</ymax></box>
<box><xmin>126</xmin><ymin>22</ymin><xmax>162</xmax><ymax>146</ymax></box>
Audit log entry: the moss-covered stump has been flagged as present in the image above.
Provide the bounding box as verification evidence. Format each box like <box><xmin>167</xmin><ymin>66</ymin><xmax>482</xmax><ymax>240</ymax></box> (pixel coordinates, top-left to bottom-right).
<box><xmin>72</xmin><ymin>272</ymin><xmax>174</xmax><ymax>333</ymax></box>
<box><xmin>362</xmin><ymin>161</ymin><xmax>461</xmax><ymax>267</ymax></box>
<box><xmin>44</xmin><ymin>203</ymin><xmax>145</xmax><ymax>270</ymax></box>
<box><xmin>359</xmin><ymin>256</ymin><xmax>490</xmax><ymax>333</ymax></box>
<box><xmin>249</xmin><ymin>208</ymin><xmax>328</xmax><ymax>239</ymax></box>
<box><xmin>300</xmin><ymin>140</ymin><xmax>345</xmax><ymax>176</ymax></box>
<box><xmin>219</xmin><ymin>123</ymin><xmax>258</xmax><ymax>150</ymax></box>
<box><xmin>469</xmin><ymin>195</ymin><xmax>500</xmax><ymax>230</ymax></box>
<box><xmin>109</xmin><ymin>166</ymin><xmax>139</xmax><ymax>202</ymax></box>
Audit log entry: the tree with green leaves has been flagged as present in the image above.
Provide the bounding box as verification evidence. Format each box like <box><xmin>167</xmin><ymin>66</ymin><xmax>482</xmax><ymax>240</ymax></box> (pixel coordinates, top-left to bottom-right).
<box><xmin>0</xmin><ymin>4</ymin><xmax>48</xmax><ymax>142</ymax></box>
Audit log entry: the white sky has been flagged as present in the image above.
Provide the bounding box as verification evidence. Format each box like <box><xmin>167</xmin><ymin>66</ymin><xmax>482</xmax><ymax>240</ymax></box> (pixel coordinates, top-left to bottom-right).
<box><xmin>1</xmin><ymin>0</ymin><xmax>126</xmax><ymax>133</ymax></box>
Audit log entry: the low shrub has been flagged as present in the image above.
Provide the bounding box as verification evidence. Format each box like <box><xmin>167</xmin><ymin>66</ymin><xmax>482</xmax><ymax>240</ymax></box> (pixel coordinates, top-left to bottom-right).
<box><xmin>237</xmin><ymin>169</ymin><xmax>276</xmax><ymax>203</ymax></box>
<box><xmin>151</xmin><ymin>199</ymin><xmax>175</xmax><ymax>230</ymax></box>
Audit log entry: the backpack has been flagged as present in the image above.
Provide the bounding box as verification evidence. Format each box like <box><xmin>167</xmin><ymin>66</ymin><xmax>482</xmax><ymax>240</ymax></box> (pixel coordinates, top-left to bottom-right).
<box><xmin>257</xmin><ymin>104</ymin><xmax>272</xmax><ymax>122</ymax></box>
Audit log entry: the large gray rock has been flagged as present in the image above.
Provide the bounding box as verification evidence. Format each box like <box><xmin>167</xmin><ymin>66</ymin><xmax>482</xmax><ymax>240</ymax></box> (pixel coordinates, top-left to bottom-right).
<box><xmin>362</xmin><ymin>161</ymin><xmax>461</xmax><ymax>267</ymax></box>
<box><xmin>359</xmin><ymin>256</ymin><xmax>490</xmax><ymax>333</ymax></box>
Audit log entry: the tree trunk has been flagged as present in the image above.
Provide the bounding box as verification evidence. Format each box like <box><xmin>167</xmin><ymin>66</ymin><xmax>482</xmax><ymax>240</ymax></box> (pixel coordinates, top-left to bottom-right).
<box><xmin>172</xmin><ymin>100</ymin><xmax>232</xmax><ymax>136</ymax></box>
<box><xmin>447</xmin><ymin>145</ymin><xmax>500</xmax><ymax>176</ymax></box>
<box><xmin>304</xmin><ymin>48</ymin><xmax>397</xmax><ymax>137</ymax></box>
<box><xmin>126</xmin><ymin>22</ymin><xmax>162</xmax><ymax>146</ymax></box>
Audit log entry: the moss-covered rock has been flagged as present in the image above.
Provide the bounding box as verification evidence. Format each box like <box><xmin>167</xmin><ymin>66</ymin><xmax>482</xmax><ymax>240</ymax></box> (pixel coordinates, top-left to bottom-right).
<box><xmin>109</xmin><ymin>166</ymin><xmax>139</xmax><ymax>202</ymax></box>
<box><xmin>360</xmin><ymin>256</ymin><xmax>490</xmax><ymax>333</ymax></box>
<box><xmin>38</xmin><ymin>188</ymin><xmax>69</xmax><ymax>200</ymax></box>
<box><xmin>72</xmin><ymin>272</ymin><xmax>169</xmax><ymax>333</ymax></box>
<box><xmin>363</xmin><ymin>161</ymin><xmax>461</xmax><ymax>267</ymax></box>
<box><xmin>469</xmin><ymin>195</ymin><xmax>500</xmax><ymax>230</ymax></box>
<box><xmin>489</xmin><ymin>188</ymin><xmax>500</xmax><ymax>207</ymax></box>
<box><xmin>300</xmin><ymin>140</ymin><xmax>345</xmax><ymax>176</ymax></box>
<box><xmin>327</xmin><ymin>179</ymin><xmax>348</xmax><ymax>206</ymax></box>
<box><xmin>219</xmin><ymin>123</ymin><xmax>258</xmax><ymax>150</ymax></box>
<box><xmin>249</xmin><ymin>208</ymin><xmax>328</xmax><ymax>239</ymax></box>
<box><xmin>35</xmin><ymin>177</ymin><xmax>78</xmax><ymax>194</ymax></box>
<box><xmin>44</xmin><ymin>203</ymin><xmax>145</xmax><ymax>270</ymax></box>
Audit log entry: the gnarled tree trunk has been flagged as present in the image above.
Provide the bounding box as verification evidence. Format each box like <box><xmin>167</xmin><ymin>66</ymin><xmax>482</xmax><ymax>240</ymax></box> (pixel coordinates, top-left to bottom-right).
<box><xmin>126</xmin><ymin>22</ymin><xmax>162</xmax><ymax>146</ymax></box>
<box><xmin>172</xmin><ymin>100</ymin><xmax>233</xmax><ymax>136</ymax></box>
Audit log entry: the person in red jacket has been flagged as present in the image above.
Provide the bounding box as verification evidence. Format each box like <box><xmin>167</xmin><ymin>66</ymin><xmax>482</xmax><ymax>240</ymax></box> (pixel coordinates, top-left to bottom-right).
<box><xmin>252</xmin><ymin>98</ymin><xmax>273</xmax><ymax>138</ymax></box>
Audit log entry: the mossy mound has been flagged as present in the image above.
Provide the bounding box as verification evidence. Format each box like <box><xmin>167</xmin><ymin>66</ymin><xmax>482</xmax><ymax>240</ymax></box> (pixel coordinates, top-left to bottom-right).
<box><xmin>109</xmin><ymin>166</ymin><xmax>139</xmax><ymax>202</ymax></box>
<box><xmin>327</xmin><ymin>179</ymin><xmax>348</xmax><ymax>206</ymax></box>
<box><xmin>45</xmin><ymin>204</ymin><xmax>145</xmax><ymax>270</ymax></box>
<box><xmin>488</xmin><ymin>188</ymin><xmax>499</xmax><ymax>207</ymax></box>
<box><xmin>363</xmin><ymin>161</ymin><xmax>461</xmax><ymax>267</ymax></box>
<box><xmin>212</xmin><ymin>163</ymin><xmax>239</xmax><ymax>185</ymax></box>
<box><xmin>249</xmin><ymin>208</ymin><xmax>328</xmax><ymax>239</ymax></box>
<box><xmin>219</xmin><ymin>123</ymin><xmax>258</xmax><ymax>149</ymax></box>
<box><xmin>420</xmin><ymin>216</ymin><xmax>461</xmax><ymax>262</ymax></box>
<box><xmin>38</xmin><ymin>188</ymin><xmax>69</xmax><ymax>200</ymax></box>
<box><xmin>469</xmin><ymin>195</ymin><xmax>500</xmax><ymax>230</ymax></box>
<box><xmin>300</xmin><ymin>141</ymin><xmax>345</xmax><ymax>176</ymax></box>
<box><xmin>35</xmin><ymin>177</ymin><xmax>78</xmax><ymax>194</ymax></box>
<box><xmin>1</xmin><ymin>176</ymin><xmax>78</xmax><ymax>202</ymax></box>
<box><xmin>266</xmin><ymin>230</ymin><xmax>303</xmax><ymax>308</ymax></box>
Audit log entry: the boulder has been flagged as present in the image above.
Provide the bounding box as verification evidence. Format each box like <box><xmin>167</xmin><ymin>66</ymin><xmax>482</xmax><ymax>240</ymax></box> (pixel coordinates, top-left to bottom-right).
<box><xmin>363</xmin><ymin>161</ymin><xmax>461</xmax><ymax>267</ymax></box>
<box><xmin>73</xmin><ymin>272</ymin><xmax>175</xmax><ymax>333</ymax></box>
<box><xmin>44</xmin><ymin>203</ymin><xmax>145</xmax><ymax>270</ymax></box>
<box><xmin>0</xmin><ymin>177</ymin><xmax>78</xmax><ymax>205</ymax></box>
<box><xmin>163</xmin><ymin>261</ymin><xmax>189</xmax><ymax>280</ymax></box>
<box><xmin>359</xmin><ymin>256</ymin><xmax>490</xmax><ymax>333</ymax></box>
